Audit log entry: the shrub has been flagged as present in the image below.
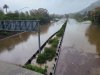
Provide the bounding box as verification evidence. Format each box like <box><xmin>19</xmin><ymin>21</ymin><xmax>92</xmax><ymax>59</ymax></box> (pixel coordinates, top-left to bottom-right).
<box><xmin>49</xmin><ymin>37</ymin><xmax>58</xmax><ymax>43</ymax></box>
<box><xmin>36</xmin><ymin>53</ymin><xmax>46</xmax><ymax>64</ymax></box>
<box><xmin>44</xmin><ymin>47</ymin><xmax>56</xmax><ymax>61</ymax></box>
<box><xmin>23</xmin><ymin>64</ymin><xmax>46</xmax><ymax>74</ymax></box>
<box><xmin>51</xmin><ymin>40</ymin><xmax>59</xmax><ymax>48</ymax></box>
<box><xmin>49</xmin><ymin>37</ymin><xmax>59</xmax><ymax>48</ymax></box>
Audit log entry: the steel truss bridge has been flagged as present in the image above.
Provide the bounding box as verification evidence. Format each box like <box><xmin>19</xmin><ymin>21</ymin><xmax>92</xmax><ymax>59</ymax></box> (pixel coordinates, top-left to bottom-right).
<box><xmin>0</xmin><ymin>20</ymin><xmax>39</xmax><ymax>32</ymax></box>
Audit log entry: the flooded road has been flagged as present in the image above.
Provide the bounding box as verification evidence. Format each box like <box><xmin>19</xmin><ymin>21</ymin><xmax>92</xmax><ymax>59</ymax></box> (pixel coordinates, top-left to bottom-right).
<box><xmin>55</xmin><ymin>19</ymin><xmax>100</xmax><ymax>75</ymax></box>
<box><xmin>0</xmin><ymin>19</ymin><xmax>66</xmax><ymax>65</ymax></box>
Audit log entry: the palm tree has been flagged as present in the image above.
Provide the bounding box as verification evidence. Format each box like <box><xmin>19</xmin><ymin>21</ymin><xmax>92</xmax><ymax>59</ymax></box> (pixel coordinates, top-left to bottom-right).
<box><xmin>3</xmin><ymin>4</ymin><xmax>9</xmax><ymax>13</ymax></box>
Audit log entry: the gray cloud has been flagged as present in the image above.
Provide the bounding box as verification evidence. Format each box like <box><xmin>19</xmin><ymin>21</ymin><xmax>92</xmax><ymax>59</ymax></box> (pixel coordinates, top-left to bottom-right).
<box><xmin>0</xmin><ymin>0</ymin><xmax>98</xmax><ymax>14</ymax></box>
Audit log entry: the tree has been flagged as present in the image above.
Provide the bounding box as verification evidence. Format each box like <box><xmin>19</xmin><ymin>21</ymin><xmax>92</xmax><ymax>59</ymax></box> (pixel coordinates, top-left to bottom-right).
<box><xmin>89</xmin><ymin>7</ymin><xmax>100</xmax><ymax>25</ymax></box>
<box><xmin>3</xmin><ymin>4</ymin><xmax>9</xmax><ymax>13</ymax></box>
<box><xmin>0</xmin><ymin>9</ymin><xmax>4</xmax><ymax>20</ymax></box>
<box><xmin>29</xmin><ymin>8</ymin><xmax>50</xmax><ymax>24</ymax></box>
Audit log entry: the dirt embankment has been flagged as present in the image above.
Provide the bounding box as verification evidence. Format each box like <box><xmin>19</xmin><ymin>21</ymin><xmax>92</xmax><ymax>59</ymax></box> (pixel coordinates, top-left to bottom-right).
<box><xmin>0</xmin><ymin>31</ymin><xmax>20</xmax><ymax>40</ymax></box>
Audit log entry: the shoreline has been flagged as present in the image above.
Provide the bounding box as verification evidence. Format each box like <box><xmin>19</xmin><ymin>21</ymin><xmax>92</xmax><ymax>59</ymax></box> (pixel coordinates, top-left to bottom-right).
<box><xmin>0</xmin><ymin>32</ymin><xmax>26</xmax><ymax>41</ymax></box>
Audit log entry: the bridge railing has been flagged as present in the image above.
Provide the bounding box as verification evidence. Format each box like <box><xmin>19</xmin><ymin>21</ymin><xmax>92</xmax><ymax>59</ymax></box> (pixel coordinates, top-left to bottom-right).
<box><xmin>0</xmin><ymin>20</ymin><xmax>39</xmax><ymax>32</ymax></box>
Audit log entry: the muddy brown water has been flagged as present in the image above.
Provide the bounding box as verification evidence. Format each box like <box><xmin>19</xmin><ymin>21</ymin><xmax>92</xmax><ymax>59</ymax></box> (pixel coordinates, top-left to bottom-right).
<box><xmin>55</xmin><ymin>19</ymin><xmax>100</xmax><ymax>75</ymax></box>
<box><xmin>0</xmin><ymin>19</ymin><xmax>66</xmax><ymax>65</ymax></box>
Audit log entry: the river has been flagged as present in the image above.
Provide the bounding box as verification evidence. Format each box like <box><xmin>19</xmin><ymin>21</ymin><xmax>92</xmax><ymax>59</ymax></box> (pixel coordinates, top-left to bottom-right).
<box><xmin>0</xmin><ymin>19</ymin><xmax>66</xmax><ymax>65</ymax></box>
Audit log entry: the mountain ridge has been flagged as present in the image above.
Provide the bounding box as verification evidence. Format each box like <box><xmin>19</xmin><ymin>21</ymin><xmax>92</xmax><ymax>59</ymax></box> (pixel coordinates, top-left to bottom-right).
<box><xmin>79</xmin><ymin>0</ymin><xmax>100</xmax><ymax>14</ymax></box>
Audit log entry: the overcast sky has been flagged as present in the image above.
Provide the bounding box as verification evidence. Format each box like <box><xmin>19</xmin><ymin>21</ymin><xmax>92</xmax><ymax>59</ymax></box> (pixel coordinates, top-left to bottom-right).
<box><xmin>0</xmin><ymin>0</ymin><xmax>98</xmax><ymax>14</ymax></box>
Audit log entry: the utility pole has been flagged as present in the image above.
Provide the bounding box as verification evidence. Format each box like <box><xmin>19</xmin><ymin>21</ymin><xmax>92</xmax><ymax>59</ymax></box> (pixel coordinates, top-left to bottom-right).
<box><xmin>38</xmin><ymin>21</ymin><xmax>41</xmax><ymax>53</ymax></box>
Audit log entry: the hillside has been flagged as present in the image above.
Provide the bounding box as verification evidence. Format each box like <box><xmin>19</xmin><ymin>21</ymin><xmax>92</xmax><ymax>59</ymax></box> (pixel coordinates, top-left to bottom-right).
<box><xmin>79</xmin><ymin>0</ymin><xmax>100</xmax><ymax>14</ymax></box>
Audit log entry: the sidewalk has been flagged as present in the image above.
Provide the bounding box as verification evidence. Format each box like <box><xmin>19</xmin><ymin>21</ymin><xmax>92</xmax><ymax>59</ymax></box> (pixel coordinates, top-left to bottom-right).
<box><xmin>0</xmin><ymin>61</ymin><xmax>43</xmax><ymax>75</ymax></box>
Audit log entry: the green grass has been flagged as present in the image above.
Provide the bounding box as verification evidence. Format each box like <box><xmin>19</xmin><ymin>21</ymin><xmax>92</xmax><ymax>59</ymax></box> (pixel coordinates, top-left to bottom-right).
<box><xmin>49</xmin><ymin>37</ymin><xmax>59</xmax><ymax>48</ymax></box>
<box><xmin>44</xmin><ymin>47</ymin><xmax>56</xmax><ymax>61</ymax></box>
<box><xmin>23</xmin><ymin>64</ymin><xmax>47</xmax><ymax>74</ymax></box>
<box><xmin>56</xmin><ymin>21</ymin><xmax>67</xmax><ymax>37</ymax></box>
<box><xmin>36</xmin><ymin>53</ymin><xmax>46</xmax><ymax>64</ymax></box>
<box><xmin>36</xmin><ymin>47</ymin><xmax>56</xmax><ymax>64</ymax></box>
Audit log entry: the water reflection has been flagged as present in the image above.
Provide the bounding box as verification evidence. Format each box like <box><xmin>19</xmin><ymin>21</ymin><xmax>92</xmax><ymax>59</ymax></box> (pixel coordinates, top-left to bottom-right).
<box><xmin>0</xmin><ymin>23</ymin><xmax>51</xmax><ymax>52</ymax></box>
<box><xmin>62</xmin><ymin>19</ymin><xmax>97</xmax><ymax>54</ymax></box>
<box><xmin>86</xmin><ymin>25</ymin><xmax>100</xmax><ymax>55</ymax></box>
<box><xmin>0</xmin><ymin>19</ymin><xmax>65</xmax><ymax>65</ymax></box>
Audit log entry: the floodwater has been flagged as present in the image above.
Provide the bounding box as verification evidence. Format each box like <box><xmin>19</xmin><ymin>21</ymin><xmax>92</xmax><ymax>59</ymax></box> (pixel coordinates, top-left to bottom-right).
<box><xmin>0</xmin><ymin>19</ymin><xmax>66</xmax><ymax>65</ymax></box>
<box><xmin>55</xmin><ymin>19</ymin><xmax>100</xmax><ymax>75</ymax></box>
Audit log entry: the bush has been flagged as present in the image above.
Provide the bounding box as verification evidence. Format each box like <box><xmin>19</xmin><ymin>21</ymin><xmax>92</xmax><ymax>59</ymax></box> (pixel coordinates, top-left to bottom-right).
<box><xmin>23</xmin><ymin>64</ymin><xmax>46</xmax><ymax>74</ymax></box>
<box><xmin>36</xmin><ymin>47</ymin><xmax>56</xmax><ymax>63</ymax></box>
<box><xmin>51</xmin><ymin>40</ymin><xmax>59</xmax><ymax>48</ymax></box>
<box><xmin>49</xmin><ymin>37</ymin><xmax>58</xmax><ymax>44</ymax></box>
<box><xmin>44</xmin><ymin>47</ymin><xmax>56</xmax><ymax>61</ymax></box>
<box><xmin>49</xmin><ymin>37</ymin><xmax>59</xmax><ymax>48</ymax></box>
<box><xmin>36</xmin><ymin>53</ymin><xmax>46</xmax><ymax>64</ymax></box>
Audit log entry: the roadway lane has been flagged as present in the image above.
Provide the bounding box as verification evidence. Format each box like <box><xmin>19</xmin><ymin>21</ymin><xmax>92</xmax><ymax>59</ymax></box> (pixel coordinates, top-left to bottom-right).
<box><xmin>55</xmin><ymin>19</ymin><xmax>100</xmax><ymax>75</ymax></box>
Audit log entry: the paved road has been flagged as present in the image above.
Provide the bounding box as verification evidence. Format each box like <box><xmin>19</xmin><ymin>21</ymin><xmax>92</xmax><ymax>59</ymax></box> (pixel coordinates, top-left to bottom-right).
<box><xmin>55</xmin><ymin>19</ymin><xmax>100</xmax><ymax>75</ymax></box>
<box><xmin>0</xmin><ymin>61</ymin><xmax>43</xmax><ymax>75</ymax></box>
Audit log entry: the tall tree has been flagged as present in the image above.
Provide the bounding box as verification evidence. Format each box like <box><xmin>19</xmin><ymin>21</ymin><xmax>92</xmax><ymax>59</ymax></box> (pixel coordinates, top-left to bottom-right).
<box><xmin>0</xmin><ymin>9</ymin><xmax>4</xmax><ymax>20</ymax></box>
<box><xmin>3</xmin><ymin>4</ymin><xmax>9</xmax><ymax>13</ymax></box>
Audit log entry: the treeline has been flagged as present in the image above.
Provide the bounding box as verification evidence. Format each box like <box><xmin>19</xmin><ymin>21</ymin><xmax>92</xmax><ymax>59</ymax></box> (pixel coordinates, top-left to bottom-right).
<box><xmin>0</xmin><ymin>8</ymin><xmax>50</xmax><ymax>24</ymax></box>
<box><xmin>70</xmin><ymin>7</ymin><xmax>100</xmax><ymax>26</ymax></box>
<box><xmin>88</xmin><ymin>7</ymin><xmax>100</xmax><ymax>25</ymax></box>
<box><xmin>69</xmin><ymin>13</ymin><xmax>88</xmax><ymax>22</ymax></box>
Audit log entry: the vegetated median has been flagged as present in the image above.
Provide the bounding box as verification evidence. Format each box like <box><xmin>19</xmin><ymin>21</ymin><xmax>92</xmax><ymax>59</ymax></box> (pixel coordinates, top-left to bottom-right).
<box><xmin>23</xmin><ymin>20</ymin><xmax>67</xmax><ymax>75</ymax></box>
